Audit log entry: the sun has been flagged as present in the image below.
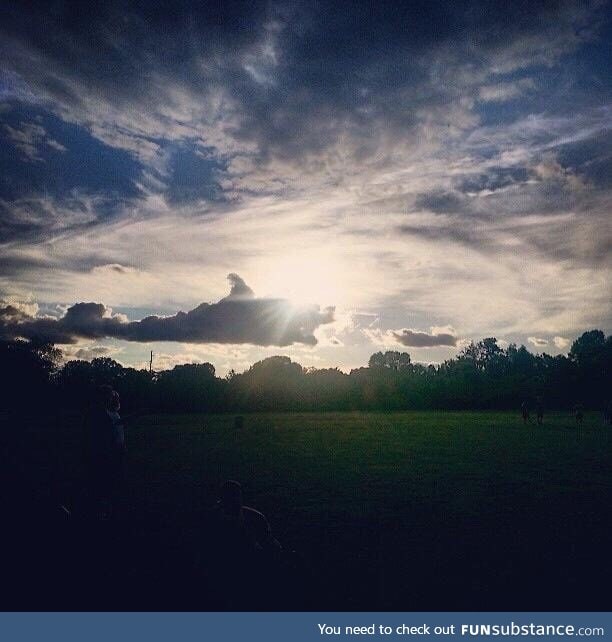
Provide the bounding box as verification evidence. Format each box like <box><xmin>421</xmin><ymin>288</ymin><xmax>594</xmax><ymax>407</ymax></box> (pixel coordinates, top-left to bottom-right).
<box><xmin>255</xmin><ymin>249</ymin><xmax>349</xmax><ymax>307</ymax></box>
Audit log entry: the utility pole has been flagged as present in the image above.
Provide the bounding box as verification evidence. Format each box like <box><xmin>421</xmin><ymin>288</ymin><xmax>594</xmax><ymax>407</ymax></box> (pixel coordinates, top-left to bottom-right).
<box><xmin>149</xmin><ymin>350</ymin><xmax>153</xmax><ymax>374</ymax></box>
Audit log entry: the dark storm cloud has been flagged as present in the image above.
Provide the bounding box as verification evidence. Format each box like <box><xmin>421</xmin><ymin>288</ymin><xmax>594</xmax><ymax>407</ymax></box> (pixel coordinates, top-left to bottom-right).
<box><xmin>224</xmin><ymin>1</ymin><xmax>606</xmax><ymax>159</ymax></box>
<box><xmin>0</xmin><ymin>0</ymin><xmax>607</xmax><ymax>259</ymax></box>
<box><xmin>0</xmin><ymin>300</ymin><xmax>130</xmax><ymax>344</ymax></box>
<box><xmin>0</xmin><ymin>274</ymin><xmax>335</xmax><ymax>346</ymax></box>
<box><xmin>0</xmin><ymin>303</ymin><xmax>32</xmax><ymax>324</ymax></box>
<box><xmin>392</xmin><ymin>329</ymin><xmax>457</xmax><ymax>348</ymax></box>
<box><xmin>0</xmin><ymin>1</ymin><xmax>605</xmax><ymax>165</ymax></box>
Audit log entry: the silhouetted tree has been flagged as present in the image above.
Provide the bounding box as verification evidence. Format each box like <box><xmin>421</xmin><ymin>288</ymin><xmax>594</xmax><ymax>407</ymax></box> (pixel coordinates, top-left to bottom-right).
<box><xmin>0</xmin><ymin>340</ymin><xmax>61</xmax><ymax>409</ymax></box>
<box><xmin>157</xmin><ymin>363</ymin><xmax>219</xmax><ymax>412</ymax></box>
<box><xmin>569</xmin><ymin>331</ymin><xmax>612</xmax><ymax>408</ymax></box>
<box><xmin>4</xmin><ymin>330</ymin><xmax>611</xmax><ymax>415</ymax></box>
<box><xmin>368</xmin><ymin>351</ymin><xmax>412</xmax><ymax>371</ymax></box>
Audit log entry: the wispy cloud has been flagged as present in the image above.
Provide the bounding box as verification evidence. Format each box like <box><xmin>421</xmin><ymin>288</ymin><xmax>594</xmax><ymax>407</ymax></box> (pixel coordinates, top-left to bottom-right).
<box><xmin>2</xmin><ymin>121</ymin><xmax>66</xmax><ymax>161</ymax></box>
<box><xmin>0</xmin><ymin>1</ymin><xmax>609</xmax><ymax>372</ymax></box>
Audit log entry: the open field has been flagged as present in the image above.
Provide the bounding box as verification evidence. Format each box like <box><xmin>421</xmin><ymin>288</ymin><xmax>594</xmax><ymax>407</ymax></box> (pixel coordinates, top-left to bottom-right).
<box><xmin>2</xmin><ymin>411</ymin><xmax>611</xmax><ymax>610</ymax></box>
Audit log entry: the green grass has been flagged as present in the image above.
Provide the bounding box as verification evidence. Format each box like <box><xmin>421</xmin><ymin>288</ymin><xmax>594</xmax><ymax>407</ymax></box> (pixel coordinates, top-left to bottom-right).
<box><xmin>121</xmin><ymin>411</ymin><xmax>611</xmax><ymax>608</ymax></box>
<box><xmin>8</xmin><ymin>410</ymin><xmax>612</xmax><ymax>609</ymax></box>
<box><xmin>125</xmin><ymin>411</ymin><xmax>610</xmax><ymax>519</ymax></box>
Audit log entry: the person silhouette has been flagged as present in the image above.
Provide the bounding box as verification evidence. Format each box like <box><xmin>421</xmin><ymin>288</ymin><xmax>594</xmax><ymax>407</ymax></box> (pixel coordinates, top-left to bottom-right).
<box><xmin>213</xmin><ymin>480</ymin><xmax>281</xmax><ymax>555</ymax></box>
<box><xmin>521</xmin><ymin>400</ymin><xmax>530</xmax><ymax>425</ymax></box>
<box><xmin>199</xmin><ymin>480</ymin><xmax>283</xmax><ymax>608</ymax></box>
<box><xmin>86</xmin><ymin>385</ymin><xmax>127</xmax><ymax>519</ymax></box>
<box><xmin>536</xmin><ymin>397</ymin><xmax>544</xmax><ymax>426</ymax></box>
<box><xmin>574</xmin><ymin>403</ymin><xmax>584</xmax><ymax>426</ymax></box>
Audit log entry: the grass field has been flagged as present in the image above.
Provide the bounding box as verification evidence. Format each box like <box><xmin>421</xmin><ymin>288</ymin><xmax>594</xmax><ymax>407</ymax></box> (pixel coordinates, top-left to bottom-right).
<box><xmin>3</xmin><ymin>410</ymin><xmax>611</xmax><ymax>610</ymax></box>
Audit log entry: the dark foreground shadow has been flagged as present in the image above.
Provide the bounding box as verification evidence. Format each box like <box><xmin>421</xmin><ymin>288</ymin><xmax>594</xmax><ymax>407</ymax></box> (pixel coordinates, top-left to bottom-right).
<box><xmin>1</xmin><ymin>412</ymin><xmax>610</xmax><ymax>611</ymax></box>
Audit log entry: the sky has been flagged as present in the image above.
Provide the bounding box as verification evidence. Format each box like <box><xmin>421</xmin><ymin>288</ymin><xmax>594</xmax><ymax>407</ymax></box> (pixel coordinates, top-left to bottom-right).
<box><xmin>0</xmin><ymin>0</ymin><xmax>610</xmax><ymax>374</ymax></box>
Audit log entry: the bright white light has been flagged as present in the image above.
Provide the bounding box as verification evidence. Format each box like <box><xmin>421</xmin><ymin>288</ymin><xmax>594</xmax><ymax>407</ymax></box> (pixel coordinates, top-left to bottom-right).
<box><xmin>255</xmin><ymin>249</ymin><xmax>349</xmax><ymax>307</ymax></box>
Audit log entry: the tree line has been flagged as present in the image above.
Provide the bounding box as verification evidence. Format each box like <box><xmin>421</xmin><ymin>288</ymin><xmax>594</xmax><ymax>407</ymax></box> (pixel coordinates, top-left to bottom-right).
<box><xmin>0</xmin><ymin>330</ymin><xmax>610</xmax><ymax>413</ymax></box>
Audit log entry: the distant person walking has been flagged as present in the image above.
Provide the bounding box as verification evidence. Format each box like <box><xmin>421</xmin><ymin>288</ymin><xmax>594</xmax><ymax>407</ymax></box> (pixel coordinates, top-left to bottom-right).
<box><xmin>536</xmin><ymin>397</ymin><xmax>544</xmax><ymax>426</ymax></box>
<box><xmin>86</xmin><ymin>385</ymin><xmax>127</xmax><ymax>519</ymax></box>
<box><xmin>574</xmin><ymin>403</ymin><xmax>584</xmax><ymax>427</ymax></box>
<box><xmin>521</xmin><ymin>400</ymin><xmax>530</xmax><ymax>425</ymax></box>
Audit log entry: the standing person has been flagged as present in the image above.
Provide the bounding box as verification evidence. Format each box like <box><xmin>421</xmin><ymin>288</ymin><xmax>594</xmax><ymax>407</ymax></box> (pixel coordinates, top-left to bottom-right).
<box><xmin>520</xmin><ymin>400</ymin><xmax>530</xmax><ymax>425</ymax></box>
<box><xmin>536</xmin><ymin>397</ymin><xmax>544</xmax><ymax>426</ymax></box>
<box><xmin>574</xmin><ymin>403</ymin><xmax>584</xmax><ymax>427</ymax></box>
<box><xmin>87</xmin><ymin>385</ymin><xmax>127</xmax><ymax>519</ymax></box>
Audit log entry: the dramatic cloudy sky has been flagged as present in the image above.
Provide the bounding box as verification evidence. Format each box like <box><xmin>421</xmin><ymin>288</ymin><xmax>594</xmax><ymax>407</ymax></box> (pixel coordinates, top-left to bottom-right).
<box><xmin>1</xmin><ymin>0</ymin><xmax>610</xmax><ymax>373</ymax></box>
